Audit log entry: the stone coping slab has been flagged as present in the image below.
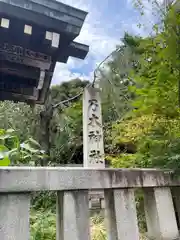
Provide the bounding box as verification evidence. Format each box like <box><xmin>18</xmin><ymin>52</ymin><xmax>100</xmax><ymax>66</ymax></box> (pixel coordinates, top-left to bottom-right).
<box><xmin>0</xmin><ymin>167</ymin><xmax>178</xmax><ymax>193</ymax></box>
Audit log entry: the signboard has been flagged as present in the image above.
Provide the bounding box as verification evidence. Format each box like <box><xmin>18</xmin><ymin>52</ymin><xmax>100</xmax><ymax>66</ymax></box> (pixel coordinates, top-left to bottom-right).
<box><xmin>0</xmin><ymin>42</ymin><xmax>51</xmax><ymax>69</ymax></box>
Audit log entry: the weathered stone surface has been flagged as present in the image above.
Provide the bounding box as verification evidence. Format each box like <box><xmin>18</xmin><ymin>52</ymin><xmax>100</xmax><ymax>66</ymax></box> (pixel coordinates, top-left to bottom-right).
<box><xmin>114</xmin><ymin>189</ymin><xmax>139</xmax><ymax>239</ymax></box>
<box><xmin>172</xmin><ymin>187</ymin><xmax>180</xmax><ymax>229</ymax></box>
<box><xmin>83</xmin><ymin>86</ymin><xmax>105</xmax><ymax>168</ymax></box>
<box><xmin>0</xmin><ymin>193</ymin><xmax>31</xmax><ymax>240</ymax></box>
<box><xmin>0</xmin><ymin>167</ymin><xmax>176</xmax><ymax>192</ymax></box>
<box><xmin>144</xmin><ymin>187</ymin><xmax>179</xmax><ymax>239</ymax></box>
<box><xmin>83</xmin><ymin>86</ymin><xmax>105</xmax><ymax>209</ymax></box>
<box><xmin>56</xmin><ymin>190</ymin><xmax>90</xmax><ymax>240</ymax></box>
<box><xmin>104</xmin><ymin>189</ymin><xmax>118</xmax><ymax>240</ymax></box>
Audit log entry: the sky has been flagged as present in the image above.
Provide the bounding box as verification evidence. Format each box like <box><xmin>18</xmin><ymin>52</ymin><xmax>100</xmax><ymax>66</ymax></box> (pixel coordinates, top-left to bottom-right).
<box><xmin>51</xmin><ymin>0</ymin><xmax>164</xmax><ymax>85</ymax></box>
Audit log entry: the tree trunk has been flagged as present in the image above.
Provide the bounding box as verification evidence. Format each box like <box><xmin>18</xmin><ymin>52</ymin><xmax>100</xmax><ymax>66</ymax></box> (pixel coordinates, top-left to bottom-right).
<box><xmin>39</xmin><ymin>95</ymin><xmax>54</xmax><ymax>166</ymax></box>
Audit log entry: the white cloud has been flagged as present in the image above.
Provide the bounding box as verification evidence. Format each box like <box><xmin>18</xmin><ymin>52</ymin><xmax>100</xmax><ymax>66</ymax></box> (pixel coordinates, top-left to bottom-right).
<box><xmin>52</xmin><ymin>61</ymin><xmax>92</xmax><ymax>84</ymax></box>
<box><xmin>52</xmin><ymin>0</ymin><xmax>122</xmax><ymax>85</ymax></box>
<box><xmin>52</xmin><ymin>0</ymin><xmax>160</xmax><ymax>85</ymax></box>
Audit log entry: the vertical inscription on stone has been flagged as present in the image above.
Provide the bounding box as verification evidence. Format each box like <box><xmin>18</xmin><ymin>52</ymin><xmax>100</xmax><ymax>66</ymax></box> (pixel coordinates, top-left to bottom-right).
<box><xmin>83</xmin><ymin>86</ymin><xmax>105</xmax><ymax>168</ymax></box>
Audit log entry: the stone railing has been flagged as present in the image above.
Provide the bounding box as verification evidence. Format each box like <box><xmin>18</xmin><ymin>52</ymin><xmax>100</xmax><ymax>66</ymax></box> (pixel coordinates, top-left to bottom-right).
<box><xmin>0</xmin><ymin>167</ymin><xmax>180</xmax><ymax>239</ymax></box>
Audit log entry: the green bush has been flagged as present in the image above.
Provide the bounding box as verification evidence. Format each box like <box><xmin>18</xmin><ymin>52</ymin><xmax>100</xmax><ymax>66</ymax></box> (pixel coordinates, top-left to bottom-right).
<box><xmin>31</xmin><ymin>192</ymin><xmax>56</xmax><ymax>212</ymax></box>
<box><xmin>30</xmin><ymin>210</ymin><xmax>148</xmax><ymax>240</ymax></box>
<box><xmin>30</xmin><ymin>210</ymin><xmax>56</xmax><ymax>240</ymax></box>
<box><xmin>30</xmin><ymin>211</ymin><xmax>107</xmax><ymax>240</ymax></box>
<box><xmin>91</xmin><ymin>215</ymin><xmax>107</xmax><ymax>240</ymax></box>
<box><xmin>0</xmin><ymin>128</ymin><xmax>47</xmax><ymax>166</ymax></box>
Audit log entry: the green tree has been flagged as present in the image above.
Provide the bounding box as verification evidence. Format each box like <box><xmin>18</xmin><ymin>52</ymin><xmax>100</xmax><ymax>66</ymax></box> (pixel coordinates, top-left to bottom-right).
<box><xmin>99</xmin><ymin>33</ymin><xmax>143</xmax><ymax>124</ymax></box>
<box><xmin>107</xmin><ymin>1</ymin><xmax>180</xmax><ymax>170</ymax></box>
<box><xmin>0</xmin><ymin>78</ymin><xmax>89</xmax><ymax>166</ymax></box>
<box><xmin>39</xmin><ymin>79</ymin><xmax>88</xmax><ymax>165</ymax></box>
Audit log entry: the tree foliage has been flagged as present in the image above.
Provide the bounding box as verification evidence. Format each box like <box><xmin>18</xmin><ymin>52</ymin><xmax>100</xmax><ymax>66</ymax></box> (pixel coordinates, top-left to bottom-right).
<box><xmin>0</xmin><ymin>129</ymin><xmax>46</xmax><ymax>166</ymax></box>
<box><xmin>0</xmin><ymin>2</ymin><xmax>179</xmax><ymax>172</ymax></box>
<box><xmin>1</xmin><ymin>2</ymin><xmax>180</xmax><ymax>170</ymax></box>
<box><xmin>105</xmin><ymin>1</ymin><xmax>180</xmax><ymax>170</ymax></box>
<box><xmin>0</xmin><ymin>79</ymin><xmax>88</xmax><ymax>166</ymax></box>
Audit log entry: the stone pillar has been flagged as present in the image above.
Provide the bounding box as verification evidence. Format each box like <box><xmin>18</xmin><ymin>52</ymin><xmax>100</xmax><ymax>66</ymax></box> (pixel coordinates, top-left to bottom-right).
<box><xmin>56</xmin><ymin>191</ymin><xmax>64</xmax><ymax>240</ymax></box>
<box><xmin>104</xmin><ymin>189</ymin><xmax>118</xmax><ymax>240</ymax></box>
<box><xmin>83</xmin><ymin>86</ymin><xmax>105</xmax><ymax>209</ymax></box>
<box><xmin>144</xmin><ymin>187</ymin><xmax>179</xmax><ymax>239</ymax></box>
<box><xmin>83</xmin><ymin>86</ymin><xmax>105</xmax><ymax>168</ymax></box>
<box><xmin>0</xmin><ymin>193</ymin><xmax>31</xmax><ymax>240</ymax></box>
<box><xmin>56</xmin><ymin>190</ymin><xmax>90</xmax><ymax>240</ymax></box>
<box><xmin>171</xmin><ymin>187</ymin><xmax>180</xmax><ymax>229</ymax></box>
<box><xmin>104</xmin><ymin>189</ymin><xmax>139</xmax><ymax>240</ymax></box>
